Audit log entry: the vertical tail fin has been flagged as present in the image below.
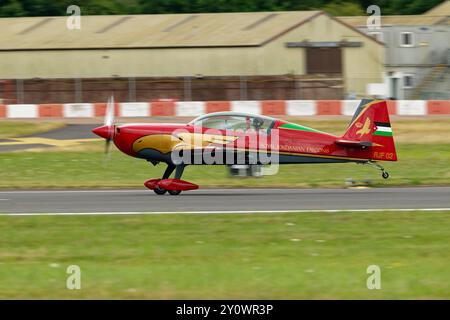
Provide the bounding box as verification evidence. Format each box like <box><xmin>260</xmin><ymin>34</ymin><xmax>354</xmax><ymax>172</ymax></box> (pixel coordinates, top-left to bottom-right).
<box><xmin>341</xmin><ymin>100</ymin><xmax>397</xmax><ymax>161</ymax></box>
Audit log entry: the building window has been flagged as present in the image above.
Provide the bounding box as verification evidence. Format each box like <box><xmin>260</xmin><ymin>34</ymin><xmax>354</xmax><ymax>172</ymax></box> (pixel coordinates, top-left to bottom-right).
<box><xmin>368</xmin><ymin>31</ymin><xmax>384</xmax><ymax>43</ymax></box>
<box><xmin>403</xmin><ymin>74</ymin><xmax>414</xmax><ymax>88</ymax></box>
<box><xmin>400</xmin><ymin>32</ymin><xmax>415</xmax><ymax>47</ymax></box>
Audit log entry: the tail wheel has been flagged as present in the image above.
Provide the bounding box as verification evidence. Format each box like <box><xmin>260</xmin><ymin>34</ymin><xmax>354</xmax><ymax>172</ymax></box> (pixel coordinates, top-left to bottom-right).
<box><xmin>168</xmin><ymin>190</ymin><xmax>182</xmax><ymax>196</ymax></box>
<box><xmin>382</xmin><ymin>171</ymin><xmax>390</xmax><ymax>179</ymax></box>
<box><xmin>154</xmin><ymin>186</ymin><xmax>167</xmax><ymax>195</ymax></box>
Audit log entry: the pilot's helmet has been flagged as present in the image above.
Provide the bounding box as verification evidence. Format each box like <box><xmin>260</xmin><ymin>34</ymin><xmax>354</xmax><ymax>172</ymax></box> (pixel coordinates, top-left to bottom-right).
<box><xmin>252</xmin><ymin>117</ymin><xmax>264</xmax><ymax>129</ymax></box>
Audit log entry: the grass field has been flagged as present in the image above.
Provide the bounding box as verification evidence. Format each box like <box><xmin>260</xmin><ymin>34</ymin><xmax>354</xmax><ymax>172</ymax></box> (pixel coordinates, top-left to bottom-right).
<box><xmin>0</xmin><ymin>210</ymin><xmax>449</xmax><ymax>299</ymax></box>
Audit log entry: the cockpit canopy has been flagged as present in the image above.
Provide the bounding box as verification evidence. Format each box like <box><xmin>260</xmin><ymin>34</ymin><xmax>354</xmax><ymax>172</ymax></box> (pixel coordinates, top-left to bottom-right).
<box><xmin>189</xmin><ymin>112</ymin><xmax>276</xmax><ymax>133</ymax></box>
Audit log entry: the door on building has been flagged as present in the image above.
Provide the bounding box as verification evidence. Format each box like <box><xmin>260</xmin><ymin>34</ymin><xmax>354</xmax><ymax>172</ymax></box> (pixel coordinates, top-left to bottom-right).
<box><xmin>389</xmin><ymin>77</ymin><xmax>400</xmax><ymax>99</ymax></box>
<box><xmin>306</xmin><ymin>47</ymin><xmax>343</xmax><ymax>74</ymax></box>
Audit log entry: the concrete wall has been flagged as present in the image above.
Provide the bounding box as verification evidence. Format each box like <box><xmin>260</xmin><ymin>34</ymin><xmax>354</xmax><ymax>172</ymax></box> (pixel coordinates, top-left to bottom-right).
<box><xmin>2</xmin><ymin>100</ymin><xmax>449</xmax><ymax>120</ymax></box>
<box><xmin>382</xmin><ymin>25</ymin><xmax>450</xmax><ymax>66</ymax></box>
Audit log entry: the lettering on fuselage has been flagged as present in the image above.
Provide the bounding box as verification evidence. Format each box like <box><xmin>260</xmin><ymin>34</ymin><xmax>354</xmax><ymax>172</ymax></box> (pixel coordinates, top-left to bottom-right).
<box><xmin>373</xmin><ymin>152</ymin><xmax>394</xmax><ymax>160</ymax></box>
<box><xmin>276</xmin><ymin>144</ymin><xmax>331</xmax><ymax>154</ymax></box>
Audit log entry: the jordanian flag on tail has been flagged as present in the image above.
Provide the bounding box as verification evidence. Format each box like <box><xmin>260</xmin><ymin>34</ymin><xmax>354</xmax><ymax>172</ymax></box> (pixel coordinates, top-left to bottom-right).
<box><xmin>374</xmin><ymin>122</ymin><xmax>392</xmax><ymax>137</ymax></box>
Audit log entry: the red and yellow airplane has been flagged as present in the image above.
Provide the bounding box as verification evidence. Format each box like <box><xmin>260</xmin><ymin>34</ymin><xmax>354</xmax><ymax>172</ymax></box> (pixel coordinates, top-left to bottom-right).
<box><xmin>93</xmin><ymin>99</ymin><xmax>397</xmax><ymax>195</ymax></box>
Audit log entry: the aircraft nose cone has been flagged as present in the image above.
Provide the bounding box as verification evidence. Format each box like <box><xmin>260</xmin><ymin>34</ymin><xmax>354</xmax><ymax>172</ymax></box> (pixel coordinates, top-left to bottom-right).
<box><xmin>92</xmin><ymin>125</ymin><xmax>112</xmax><ymax>140</ymax></box>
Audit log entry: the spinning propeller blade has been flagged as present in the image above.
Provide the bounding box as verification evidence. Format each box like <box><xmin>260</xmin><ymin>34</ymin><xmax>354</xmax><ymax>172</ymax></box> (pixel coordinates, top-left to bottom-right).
<box><xmin>92</xmin><ymin>95</ymin><xmax>116</xmax><ymax>156</ymax></box>
<box><xmin>104</xmin><ymin>95</ymin><xmax>115</xmax><ymax>155</ymax></box>
<box><xmin>105</xmin><ymin>95</ymin><xmax>115</xmax><ymax>127</ymax></box>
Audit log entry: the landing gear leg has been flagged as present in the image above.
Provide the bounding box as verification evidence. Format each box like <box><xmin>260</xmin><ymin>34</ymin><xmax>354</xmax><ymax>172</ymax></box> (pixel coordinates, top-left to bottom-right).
<box><xmin>167</xmin><ymin>165</ymin><xmax>186</xmax><ymax>195</ymax></box>
<box><xmin>162</xmin><ymin>163</ymin><xmax>176</xmax><ymax>179</ymax></box>
<box><xmin>365</xmin><ymin>161</ymin><xmax>390</xmax><ymax>179</ymax></box>
<box><xmin>174</xmin><ymin>164</ymin><xmax>186</xmax><ymax>180</ymax></box>
<box><xmin>153</xmin><ymin>164</ymin><xmax>176</xmax><ymax>195</ymax></box>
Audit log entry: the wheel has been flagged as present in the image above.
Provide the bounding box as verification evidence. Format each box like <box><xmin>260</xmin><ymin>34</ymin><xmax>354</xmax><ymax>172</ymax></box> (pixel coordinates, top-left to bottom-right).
<box><xmin>168</xmin><ymin>190</ymin><xmax>182</xmax><ymax>196</ymax></box>
<box><xmin>153</xmin><ymin>186</ymin><xmax>167</xmax><ymax>195</ymax></box>
<box><xmin>382</xmin><ymin>171</ymin><xmax>389</xmax><ymax>179</ymax></box>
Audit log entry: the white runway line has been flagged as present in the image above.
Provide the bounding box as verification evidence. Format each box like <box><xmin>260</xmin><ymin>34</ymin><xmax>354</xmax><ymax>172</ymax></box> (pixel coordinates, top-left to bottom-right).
<box><xmin>1</xmin><ymin>208</ymin><xmax>450</xmax><ymax>217</ymax></box>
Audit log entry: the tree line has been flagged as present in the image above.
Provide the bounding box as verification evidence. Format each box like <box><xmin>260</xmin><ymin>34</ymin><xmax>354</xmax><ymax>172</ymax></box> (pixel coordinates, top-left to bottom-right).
<box><xmin>0</xmin><ymin>0</ymin><xmax>445</xmax><ymax>17</ymax></box>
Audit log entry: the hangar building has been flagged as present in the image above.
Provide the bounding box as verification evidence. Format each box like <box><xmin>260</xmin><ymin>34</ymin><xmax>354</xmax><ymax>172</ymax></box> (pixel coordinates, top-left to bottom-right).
<box><xmin>340</xmin><ymin>0</ymin><xmax>450</xmax><ymax>100</ymax></box>
<box><xmin>0</xmin><ymin>11</ymin><xmax>384</xmax><ymax>103</ymax></box>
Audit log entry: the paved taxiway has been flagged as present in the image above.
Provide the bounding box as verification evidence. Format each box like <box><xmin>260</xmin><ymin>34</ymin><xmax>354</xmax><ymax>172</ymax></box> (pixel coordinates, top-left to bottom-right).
<box><xmin>0</xmin><ymin>187</ymin><xmax>449</xmax><ymax>214</ymax></box>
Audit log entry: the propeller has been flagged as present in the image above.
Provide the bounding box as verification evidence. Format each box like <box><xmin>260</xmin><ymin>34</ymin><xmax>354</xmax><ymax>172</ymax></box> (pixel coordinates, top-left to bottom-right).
<box><xmin>104</xmin><ymin>95</ymin><xmax>115</xmax><ymax>155</ymax></box>
<box><xmin>92</xmin><ymin>95</ymin><xmax>116</xmax><ymax>155</ymax></box>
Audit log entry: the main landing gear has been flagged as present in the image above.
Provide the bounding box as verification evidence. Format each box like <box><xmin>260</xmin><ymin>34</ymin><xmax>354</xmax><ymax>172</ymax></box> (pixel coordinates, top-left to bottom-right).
<box><xmin>363</xmin><ymin>161</ymin><xmax>390</xmax><ymax>179</ymax></box>
<box><xmin>144</xmin><ymin>164</ymin><xmax>199</xmax><ymax>195</ymax></box>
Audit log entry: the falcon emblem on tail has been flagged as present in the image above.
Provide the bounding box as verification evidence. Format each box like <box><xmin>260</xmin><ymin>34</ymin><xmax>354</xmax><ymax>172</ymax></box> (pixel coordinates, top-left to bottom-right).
<box><xmin>356</xmin><ymin>118</ymin><xmax>371</xmax><ymax>137</ymax></box>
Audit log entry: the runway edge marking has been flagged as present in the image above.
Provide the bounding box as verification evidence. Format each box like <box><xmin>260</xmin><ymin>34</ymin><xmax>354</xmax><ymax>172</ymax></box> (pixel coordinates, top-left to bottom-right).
<box><xmin>1</xmin><ymin>208</ymin><xmax>450</xmax><ymax>216</ymax></box>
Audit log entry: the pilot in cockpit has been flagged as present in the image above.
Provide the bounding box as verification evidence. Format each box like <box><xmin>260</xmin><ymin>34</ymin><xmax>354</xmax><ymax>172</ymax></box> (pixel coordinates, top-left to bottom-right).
<box><xmin>252</xmin><ymin>117</ymin><xmax>264</xmax><ymax>132</ymax></box>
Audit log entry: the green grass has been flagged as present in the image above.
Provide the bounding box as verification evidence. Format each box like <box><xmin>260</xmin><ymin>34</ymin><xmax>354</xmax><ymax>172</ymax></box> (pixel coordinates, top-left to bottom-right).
<box><xmin>0</xmin><ymin>121</ymin><xmax>65</xmax><ymax>139</ymax></box>
<box><xmin>0</xmin><ymin>211</ymin><xmax>449</xmax><ymax>299</ymax></box>
<box><xmin>0</xmin><ymin>143</ymin><xmax>449</xmax><ymax>188</ymax></box>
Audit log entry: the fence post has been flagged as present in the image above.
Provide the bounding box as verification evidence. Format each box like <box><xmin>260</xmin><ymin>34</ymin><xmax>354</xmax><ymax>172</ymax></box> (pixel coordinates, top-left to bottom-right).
<box><xmin>16</xmin><ymin>79</ymin><xmax>24</xmax><ymax>104</ymax></box>
<box><xmin>75</xmin><ymin>78</ymin><xmax>83</xmax><ymax>103</ymax></box>
<box><xmin>295</xmin><ymin>76</ymin><xmax>302</xmax><ymax>100</ymax></box>
<box><xmin>240</xmin><ymin>75</ymin><xmax>247</xmax><ymax>101</ymax></box>
<box><xmin>128</xmin><ymin>77</ymin><xmax>136</xmax><ymax>102</ymax></box>
<box><xmin>184</xmin><ymin>76</ymin><xmax>192</xmax><ymax>101</ymax></box>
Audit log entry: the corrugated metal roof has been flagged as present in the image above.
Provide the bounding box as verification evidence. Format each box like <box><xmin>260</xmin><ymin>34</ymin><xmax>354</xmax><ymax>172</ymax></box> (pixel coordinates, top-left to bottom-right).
<box><xmin>339</xmin><ymin>15</ymin><xmax>448</xmax><ymax>27</ymax></box>
<box><xmin>425</xmin><ymin>0</ymin><xmax>450</xmax><ymax>16</ymax></box>
<box><xmin>0</xmin><ymin>11</ymin><xmax>323</xmax><ymax>50</ymax></box>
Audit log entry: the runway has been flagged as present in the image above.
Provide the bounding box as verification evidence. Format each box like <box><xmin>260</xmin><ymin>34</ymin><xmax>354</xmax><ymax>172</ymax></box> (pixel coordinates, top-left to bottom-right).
<box><xmin>1</xmin><ymin>187</ymin><xmax>450</xmax><ymax>214</ymax></box>
<box><xmin>0</xmin><ymin>124</ymin><xmax>100</xmax><ymax>152</ymax></box>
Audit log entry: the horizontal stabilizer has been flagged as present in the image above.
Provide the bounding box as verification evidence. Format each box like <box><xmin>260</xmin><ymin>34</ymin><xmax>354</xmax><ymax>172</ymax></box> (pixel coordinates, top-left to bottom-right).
<box><xmin>335</xmin><ymin>139</ymin><xmax>374</xmax><ymax>148</ymax></box>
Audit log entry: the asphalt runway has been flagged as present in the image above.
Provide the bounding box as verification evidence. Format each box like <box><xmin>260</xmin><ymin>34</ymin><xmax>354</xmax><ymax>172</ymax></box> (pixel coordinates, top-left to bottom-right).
<box><xmin>0</xmin><ymin>124</ymin><xmax>100</xmax><ymax>152</ymax></box>
<box><xmin>28</xmin><ymin>124</ymin><xmax>98</xmax><ymax>139</ymax></box>
<box><xmin>0</xmin><ymin>187</ymin><xmax>449</xmax><ymax>214</ymax></box>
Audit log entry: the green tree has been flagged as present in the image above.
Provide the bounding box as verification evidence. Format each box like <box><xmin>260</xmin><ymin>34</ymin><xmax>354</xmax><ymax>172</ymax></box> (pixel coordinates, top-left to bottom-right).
<box><xmin>0</xmin><ymin>0</ymin><xmax>446</xmax><ymax>17</ymax></box>
<box><xmin>0</xmin><ymin>0</ymin><xmax>25</xmax><ymax>17</ymax></box>
<box><xmin>357</xmin><ymin>0</ymin><xmax>444</xmax><ymax>15</ymax></box>
<box><xmin>322</xmin><ymin>1</ymin><xmax>365</xmax><ymax>16</ymax></box>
